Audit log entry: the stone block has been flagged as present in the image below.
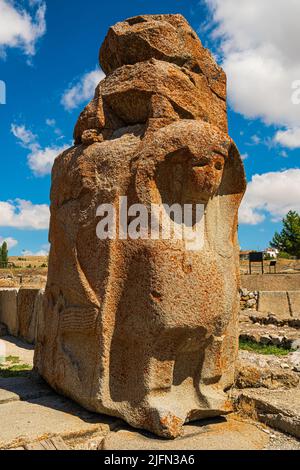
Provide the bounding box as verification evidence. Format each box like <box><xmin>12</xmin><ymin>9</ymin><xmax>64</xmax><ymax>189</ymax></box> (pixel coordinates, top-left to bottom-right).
<box><xmin>17</xmin><ymin>289</ymin><xmax>40</xmax><ymax>344</ymax></box>
<box><xmin>257</xmin><ymin>291</ymin><xmax>291</xmax><ymax>319</ymax></box>
<box><xmin>288</xmin><ymin>291</ymin><xmax>300</xmax><ymax>319</ymax></box>
<box><xmin>0</xmin><ymin>288</ymin><xmax>19</xmax><ymax>336</ymax></box>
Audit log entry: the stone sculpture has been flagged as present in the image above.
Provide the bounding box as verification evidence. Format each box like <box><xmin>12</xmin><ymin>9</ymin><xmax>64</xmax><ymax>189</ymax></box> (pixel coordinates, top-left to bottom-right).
<box><xmin>34</xmin><ymin>14</ymin><xmax>246</xmax><ymax>438</ymax></box>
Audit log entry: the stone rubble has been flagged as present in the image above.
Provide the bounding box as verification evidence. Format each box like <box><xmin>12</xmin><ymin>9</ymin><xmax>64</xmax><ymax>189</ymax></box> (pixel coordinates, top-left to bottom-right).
<box><xmin>240</xmin><ymin>308</ymin><xmax>300</xmax><ymax>349</ymax></box>
<box><xmin>234</xmin><ymin>388</ymin><xmax>300</xmax><ymax>440</ymax></box>
<box><xmin>240</xmin><ymin>288</ymin><xmax>258</xmax><ymax>310</ymax></box>
<box><xmin>235</xmin><ymin>350</ymin><xmax>299</xmax><ymax>390</ymax></box>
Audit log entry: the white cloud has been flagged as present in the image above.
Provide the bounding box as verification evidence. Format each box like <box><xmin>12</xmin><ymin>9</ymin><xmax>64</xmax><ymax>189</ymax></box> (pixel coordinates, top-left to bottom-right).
<box><xmin>274</xmin><ymin>127</ymin><xmax>300</xmax><ymax>149</ymax></box>
<box><xmin>250</xmin><ymin>135</ymin><xmax>261</xmax><ymax>146</ymax></box>
<box><xmin>46</xmin><ymin>118</ymin><xmax>63</xmax><ymax>137</ymax></box>
<box><xmin>11</xmin><ymin>123</ymin><xmax>68</xmax><ymax>176</ymax></box>
<box><xmin>205</xmin><ymin>0</ymin><xmax>300</xmax><ymax>146</ymax></box>
<box><xmin>61</xmin><ymin>68</ymin><xmax>105</xmax><ymax>111</ymax></box>
<box><xmin>22</xmin><ymin>243</ymin><xmax>49</xmax><ymax>256</ymax></box>
<box><xmin>0</xmin><ymin>236</ymin><xmax>18</xmax><ymax>249</ymax></box>
<box><xmin>239</xmin><ymin>169</ymin><xmax>300</xmax><ymax>225</ymax></box>
<box><xmin>11</xmin><ymin>124</ymin><xmax>37</xmax><ymax>146</ymax></box>
<box><xmin>46</xmin><ymin>118</ymin><xmax>56</xmax><ymax>127</ymax></box>
<box><xmin>0</xmin><ymin>0</ymin><xmax>46</xmax><ymax>58</ymax></box>
<box><xmin>241</xmin><ymin>153</ymin><xmax>249</xmax><ymax>161</ymax></box>
<box><xmin>0</xmin><ymin>199</ymin><xmax>49</xmax><ymax>229</ymax></box>
<box><xmin>22</xmin><ymin>248</ymin><xmax>48</xmax><ymax>256</ymax></box>
<box><xmin>27</xmin><ymin>144</ymin><xmax>68</xmax><ymax>176</ymax></box>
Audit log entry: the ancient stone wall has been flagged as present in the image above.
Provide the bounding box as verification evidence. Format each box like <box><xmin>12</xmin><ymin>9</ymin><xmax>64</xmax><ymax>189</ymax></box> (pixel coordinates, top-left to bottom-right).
<box><xmin>241</xmin><ymin>274</ymin><xmax>300</xmax><ymax>292</ymax></box>
<box><xmin>0</xmin><ymin>288</ymin><xmax>43</xmax><ymax>344</ymax></box>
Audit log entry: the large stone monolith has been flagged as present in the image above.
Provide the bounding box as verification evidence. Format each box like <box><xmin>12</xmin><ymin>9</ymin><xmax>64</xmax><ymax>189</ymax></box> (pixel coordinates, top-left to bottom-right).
<box><xmin>34</xmin><ymin>14</ymin><xmax>246</xmax><ymax>438</ymax></box>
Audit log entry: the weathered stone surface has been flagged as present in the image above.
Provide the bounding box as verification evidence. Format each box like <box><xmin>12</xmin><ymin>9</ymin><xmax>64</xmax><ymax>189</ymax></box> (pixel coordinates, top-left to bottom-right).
<box><xmin>101</xmin><ymin>59</ymin><xmax>227</xmax><ymax>131</ymax></box>
<box><xmin>252</xmin><ymin>291</ymin><xmax>300</xmax><ymax>327</ymax></box>
<box><xmin>24</xmin><ymin>437</ymin><xmax>69</xmax><ymax>450</ymax></box>
<box><xmin>236</xmin><ymin>389</ymin><xmax>300</xmax><ymax>439</ymax></box>
<box><xmin>17</xmin><ymin>289</ymin><xmax>40</xmax><ymax>344</ymax></box>
<box><xmin>236</xmin><ymin>351</ymin><xmax>299</xmax><ymax>390</ymax></box>
<box><xmin>74</xmin><ymin>65</ymin><xmax>227</xmax><ymax>144</ymax></box>
<box><xmin>0</xmin><ymin>288</ymin><xmax>19</xmax><ymax>336</ymax></box>
<box><xmin>242</xmin><ymin>274</ymin><xmax>300</xmax><ymax>293</ymax></box>
<box><xmin>288</xmin><ymin>291</ymin><xmax>300</xmax><ymax>320</ymax></box>
<box><xmin>0</xmin><ymin>376</ymin><xmax>52</xmax><ymax>405</ymax></box>
<box><xmin>0</xmin><ymin>288</ymin><xmax>46</xmax><ymax>343</ymax></box>
<box><xmin>74</xmin><ymin>15</ymin><xmax>228</xmax><ymax>144</ymax></box>
<box><xmin>0</xmin><ymin>322</ymin><xmax>8</xmax><ymax>337</ymax></box>
<box><xmin>99</xmin><ymin>14</ymin><xmax>226</xmax><ymax>99</ymax></box>
<box><xmin>258</xmin><ymin>291</ymin><xmax>291</xmax><ymax>318</ymax></box>
<box><xmin>0</xmin><ymin>395</ymin><xmax>115</xmax><ymax>450</ymax></box>
<box><xmin>35</xmin><ymin>14</ymin><xmax>246</xmax><ymax>439</ymax></box>
<box><xmin>100</xmin><ymin>416</ymin><xmax>269</xmax><ymax>450</ymax></box>
<box><xmin>290</xmin><ymin>351</ymin><xmax>300</xmax><ymax>372</ymax></box>
<box><xmin>31</xmin><ymin>289</ymin><xmax>44</xmax><ymax>344</ymax></box>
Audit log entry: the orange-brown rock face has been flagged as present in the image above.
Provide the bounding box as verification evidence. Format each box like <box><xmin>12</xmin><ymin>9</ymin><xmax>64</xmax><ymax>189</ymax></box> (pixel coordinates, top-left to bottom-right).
<box><xmin>34</xmin><ymin>14</ymin><xmax>246</xmax><ymax>439</ymax></box>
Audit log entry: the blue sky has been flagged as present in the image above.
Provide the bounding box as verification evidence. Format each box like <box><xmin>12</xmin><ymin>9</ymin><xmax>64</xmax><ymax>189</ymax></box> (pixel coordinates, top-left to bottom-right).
<box><xmin>0</xmin><ymin>0</ymin><xmax>300</xmax><ymax>255</ymax></box>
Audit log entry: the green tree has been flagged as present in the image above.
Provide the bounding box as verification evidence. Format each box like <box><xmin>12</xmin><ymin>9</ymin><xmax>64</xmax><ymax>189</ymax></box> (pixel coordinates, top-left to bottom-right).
<box><xmin>270</xmin><ymin>211</ymin><xmax>300</xmax><ymax>258</ymax></box>
<box><xmin>0</xmin><ymin>241</ymin><xmax>8</xmax><ymax>268</ymax></box>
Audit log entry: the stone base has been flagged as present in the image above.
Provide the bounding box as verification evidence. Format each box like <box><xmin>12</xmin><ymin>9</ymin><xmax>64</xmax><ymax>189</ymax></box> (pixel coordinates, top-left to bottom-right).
<box><xmin>100</xmin><ymin>415</ymin><xmax>269</xmax><ymax>450</ymax></box>
<box><xmin>235</xmin><ymin>389</ymin><xmax>300</xmax><ymax>439</ymax></box>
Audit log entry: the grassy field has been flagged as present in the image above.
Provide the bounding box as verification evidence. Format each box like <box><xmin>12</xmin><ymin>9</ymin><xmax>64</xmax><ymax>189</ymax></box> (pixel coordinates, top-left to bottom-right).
<box><xmin>239</xmin><ymin>339</ymin><xmax>292</xmax><ymax>356</ymax></box>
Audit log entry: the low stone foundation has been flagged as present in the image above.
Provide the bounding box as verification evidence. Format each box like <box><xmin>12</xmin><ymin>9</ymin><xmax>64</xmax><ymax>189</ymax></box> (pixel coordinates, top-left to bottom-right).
<box><xmin>240</xmin><ymin>289</ymin><xmax>300</xmax><ymax>320</ymax></box>
<box><xmin>240</xmin><ymin>288</ymin><xmax>258</xmax><ymax>310</ymax></box>
<box><xmin>0</xmin><ymin>288</ymin><xmax>44</xmax><ymax>344</ymax></box>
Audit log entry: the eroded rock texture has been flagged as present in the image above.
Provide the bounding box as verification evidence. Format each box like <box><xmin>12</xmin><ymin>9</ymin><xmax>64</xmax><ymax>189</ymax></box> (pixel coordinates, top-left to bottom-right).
<box><xmin>34</xmin><ymin>14</ymin><xmax>246</xmax><ymax>438</ymax></box>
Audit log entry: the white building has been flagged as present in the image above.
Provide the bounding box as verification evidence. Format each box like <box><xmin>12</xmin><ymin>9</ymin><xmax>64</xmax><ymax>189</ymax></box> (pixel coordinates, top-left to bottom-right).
<box><xmin>264</xmin><ymin>248</ymin><xmax>279</xmax><ymax>259</ymax></box>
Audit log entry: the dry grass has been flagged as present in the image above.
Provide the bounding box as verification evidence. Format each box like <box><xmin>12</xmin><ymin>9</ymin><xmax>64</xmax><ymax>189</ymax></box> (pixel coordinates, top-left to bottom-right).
<box><xmin>9</xmin><ymin>256</ymin><xmax>48</xmax><ymax>268</ymax></box>
<box><xmin>240</xmin><ymin>258</ymin><xmax>300</xmax><ymax>275</ymax></box>
<box><xmin>0</xmin><ymin>256</ymin><xmax>48</xmax><ymax>288</ymax></box>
